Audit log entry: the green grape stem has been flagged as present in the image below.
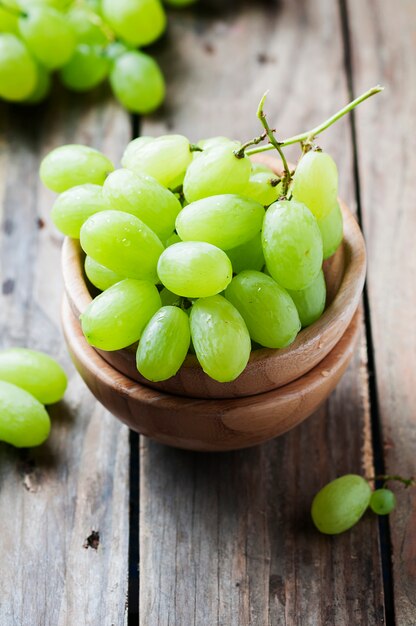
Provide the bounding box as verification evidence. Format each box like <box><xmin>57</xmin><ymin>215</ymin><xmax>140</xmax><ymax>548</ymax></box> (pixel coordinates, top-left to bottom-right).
<box><xmin>189</xmin><ymin>144</ymin><xmax>203</xmax><ymax>152</ymax></box>
<box><xmin>0</xmin><ymin>1</ymin><xmax>26</xmax><ymax>17</ymax></box>
<box><xmin>368</xmin><ymin>475</ymin><xmax>415</xmax><ymax>489</ymax></box>
<box><xmin>234</xmin><ymin>130</ymin><xmax>268</xmax><ymax>159</ymax></box>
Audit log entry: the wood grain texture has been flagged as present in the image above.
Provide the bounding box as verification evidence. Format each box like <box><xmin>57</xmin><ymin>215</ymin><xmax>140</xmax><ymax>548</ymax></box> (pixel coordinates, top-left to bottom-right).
<box><xmin>137</xmin><ymin>0</ymin><xmax>385</xmax><ymax>622</ymax></box>
<box><xmin>0</xmin><ymin>87</ymin><xmax>131</xmax><ymax>626</ymax></box>
<box><xmin>347</xmin><ymin>0</ymin><xmax>416</xmax><ymax>621</ymax></box>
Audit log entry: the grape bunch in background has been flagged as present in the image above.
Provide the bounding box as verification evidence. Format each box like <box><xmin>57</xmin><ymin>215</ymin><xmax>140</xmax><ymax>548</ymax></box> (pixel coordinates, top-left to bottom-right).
<box><xmin>0</xmin><ymin>0</ymin><xmax>195</xmax><ymax>112</ymax></box>
<box><xmin>40</xmin><ymin>87</ymin><xmax>381</xmax><ymax>384</ymax></box>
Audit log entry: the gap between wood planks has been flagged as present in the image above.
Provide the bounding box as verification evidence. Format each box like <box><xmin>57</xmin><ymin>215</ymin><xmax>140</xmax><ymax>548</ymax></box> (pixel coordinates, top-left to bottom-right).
<box><xmin>338</xmin><ymin>0</ymin><xmax>395</xmax><ymax>624</ymax></box>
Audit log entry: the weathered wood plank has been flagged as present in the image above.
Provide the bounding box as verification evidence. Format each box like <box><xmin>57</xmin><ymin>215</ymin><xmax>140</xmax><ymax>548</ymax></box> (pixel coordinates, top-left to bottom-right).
<box><xmin>0</xmin><ymin>87</ymin><xmax>131</xmax><ymax>626</ymax></box>
<box><xmin>347</xmin><ymin>0</ymin><xmax>416</xmax><ymax>622</ymax></box>
<box><xmin>139</xmin><ymin>1</ymin><xmax>385</xmax><ymax>623</ymax></box>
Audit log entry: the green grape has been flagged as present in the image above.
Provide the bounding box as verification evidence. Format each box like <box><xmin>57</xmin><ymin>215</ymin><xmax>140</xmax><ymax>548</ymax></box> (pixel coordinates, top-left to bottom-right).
<box><xmin>176</xmin><ymin>194</ymin><xmax>264</xmax><ymax>250</ymax></box>
<box><xmin>85</xmin><ymin>256</ymin><xmax>124</xmax><ymax>291</ymax></box>
<box><xmin>21</xmin><ymin>0</ymin><xmax>73</xmax><ymax>8</ymax></box>
<box><xmin>103</xmin><ymin>168</ymin><xmax>181</xmax><ymax>241</ymax></box>
<box><xmin>287</xmin><ymin>269</ymin><xmax>326</xmax><ymax>327</ymax></box>
<box><xmin>136</xmin><ymin>306</ymin><xmax>190</xmax><ymax>381</ymax></box>
<box><xmin>190</xmin><ymin>295</ymin><xmax>251</xmax><ymax>382</ymax></box>
<box><xmin>110</xmin><ymin>50</ymin><xmax>165</xmax><ymax>114</ymax></box>
<box><xmin>105</xmin><ymin>41</ymin><xmax>131</xmax><ymax>61</ymax></box>
<box><xmin>51</xmin><ymin>183</ymin><xmax>109</xmax><ymax>238</ymax></box>
<box><xmin>40</xmin><ymin>145</ymin><xmax>114</xmax><ymax>193</ymax></box>
<box><xmin>370</xmin><ymin>489</ymin><xmax>396</xmax><ymax>515</ymax></box>
<box><xmin>80</xmin><ymin>210</ymin><xmax>164</xmax><ymax>282</ymax></box>
<box><xmin>250</xmin><ymin>162</ymin><xmax>274</xmax><ymax>175</ymax></box>
<box><xmin>164</xmin><ymin>232</ymin><xmax>181</xmax><ymax>247</ymax></box>
<box><xmin>183</xmin><ymin>144</ymin><xmax>251</xmax><ymax>203</ymax></box>
<box><xmin>159</xmin><ymin>287</ymin><xmax>181</xmax><ymax>306</ymax></box>
<box><xmin>102</xmin><ymin>0</ymin><xmax>166</xmax><ymax>46</ymax></box>
<box><xmin>225</xmin><ymin>270</ymin><xmax>300</xmax><ymax>348</ymax></box>
<box><xmin>243</xmin><ymin>171</ymin><xmax>281</xmax><ymax>206</ymax></box>
<box><xmin>311</xmin><ymin>474</ymin><xmax>372</xmax><ymax>535</ymax></box>
<box><xmin>291</xmin><ymin>150</ymin><xmax>339</xmax><ymax>220</ymax></box>
<box><xmin>0</xmin><ymin>1</ymin><xmax>19</xmax><ymax>34</ymax></box>
<box><xmin>318</xmin><ymin>202</ymin><xmax>343</xmax><ymax>259</ymax></box>
<box><xmin>196</xmin><ymin>136</ymin><xmax>240</xmax><ymax>151</ymax></box>
<box><xmin>122</xmin><ymin>134</ymin><xmax>192</xmax><ymax>188</ymax></box>
<box><xmin>225</xmin><ymin>232</ymin><xmax>265</xmax><ymax>274</ymax></box>
<box><xmin>0</xmin><ymin>380</ymin><xmax>50</xmax><ymax>448</ymax></box>
<box><xmin>0</xmin><ymin>33</ymin><xmax>37</xmax><ymax>101</ymax></box>
<box><xmin>121</xmin><ymin>136</ymin><xmax>154</xmax><ymax>168</ymax></box>
<box><xmin>19</xmin><ymin>6</ymin><xmax>76</xmax><ymax>70</ymax></box>
<box><xmin>67</xmin><ymin>7</ymin><xmax>108</xmax><ymax>45</ymax></box>
<box><xmin>60</xmin><ymin>44</ymin><xmax>110</xmax><ymax>91</ymax></box>
<box><xmin>81</xmin><ymin>279</ymin><xmax>161</xmax><ymax>351</ymax></box>
<box><xmin>157</xmin><ymin>242</ymin><xmax>232</xmax><ymax>298</ymax></box>
<box><xmin>262</xmin><ymin>200</ymin><xmax>323</xmax><ymax>290</ymax></box>
<box><xmin>25</xmin><ymin>63</ymin><xmax>50</xmax><ymax>103</ymax></box>
<box><xmin>164</xmin><ymin>0</ymin><xmax>197</xmax><ymax>6</ymax></box>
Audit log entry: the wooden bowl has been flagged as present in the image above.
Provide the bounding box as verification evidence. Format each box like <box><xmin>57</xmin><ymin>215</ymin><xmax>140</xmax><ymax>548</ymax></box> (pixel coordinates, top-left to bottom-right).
<box><xmin>62</xmin><ymin>296</ymin><xmax>362</xmax><ymax>451</ymax></box>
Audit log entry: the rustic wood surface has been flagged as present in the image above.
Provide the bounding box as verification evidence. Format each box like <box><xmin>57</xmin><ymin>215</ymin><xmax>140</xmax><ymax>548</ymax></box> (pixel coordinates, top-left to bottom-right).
<box><xmin>0</xmin><ymin>0</ymin><xmax>414</xmax><ymax>624</ymax></box>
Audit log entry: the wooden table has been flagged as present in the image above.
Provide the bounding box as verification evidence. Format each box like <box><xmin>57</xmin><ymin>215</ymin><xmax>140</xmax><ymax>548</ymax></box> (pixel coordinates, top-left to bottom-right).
<box><xmin>0</xmin><ymin>1</ymin><xmax>415</xmax><ymax>624</ymax></box>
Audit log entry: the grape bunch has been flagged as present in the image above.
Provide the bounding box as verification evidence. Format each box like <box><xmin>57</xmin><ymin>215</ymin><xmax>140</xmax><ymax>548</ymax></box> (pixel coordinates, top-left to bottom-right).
<box><xmin>0</xmin><ymin>0</ymin><xmax>194</xmax><ymax>112</ymax></box>
<box><xmin>40</xmin><ymin>87</ymin><xmax>381</xmax><ymax>384</ymax></box>
<box><xmin>0</xmin><ymin>348</ymin><xmax>67</xmax><ymax>447</ymax></box>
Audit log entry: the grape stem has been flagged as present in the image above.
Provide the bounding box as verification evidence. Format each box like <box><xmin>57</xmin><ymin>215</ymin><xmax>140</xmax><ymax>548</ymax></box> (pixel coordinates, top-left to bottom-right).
<box><xmin>0</xmin><ymin>1</ymin><xmax>26</xmax><ymax>17</ymax></box>
<box><xmin>234</xmin><ymin>131</ymin><xmax>269</xmax><ymax>159</ymax></box>
<box><xmin>189</xmin><ymin>144</ymin><xmax>203</xmax><ymax>153</ymax></box>
<box><xmin>246</xmin><ymin>85</ymin><xmax>384</xmax><ymax>156</ymax></box>
<box><xmin>367</xmin><ymin>475</ymin><xmax>415</xmax><ymax>489</ymax></box>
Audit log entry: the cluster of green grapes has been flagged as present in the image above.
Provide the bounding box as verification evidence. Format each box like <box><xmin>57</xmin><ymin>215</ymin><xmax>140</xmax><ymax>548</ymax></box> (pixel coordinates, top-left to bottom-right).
<box><xmin>312</xmin><ymin>474</ymin><xmax>414</xmax><ymax>534</ymax></box>
<box><xmin>0</xmin><ymin>348</ymin><xmax>67</xmax><ymax>447</ymax></box>
<box><xmin>0</xmin><ymin>0</ymin><xmax>195</xmax><ymax>111</ymax></box>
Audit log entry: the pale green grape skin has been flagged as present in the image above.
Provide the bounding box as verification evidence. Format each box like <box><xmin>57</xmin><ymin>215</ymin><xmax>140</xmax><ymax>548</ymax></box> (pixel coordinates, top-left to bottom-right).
<box><xmin>67</xmin><ymin>7</ymin><xmax>108</xmax><ymax>45</ymax></box>
<box><xmin>122</xmin><ymin>134</ymin><xmax>192</xmax><ymax>188</ymax></box>
<box><xmin>157</xmin><ymin>242</ymin><xmax>232</xmax><ymax>298</ymax></box>
<box><xmin>262</xmin><ymin>200</ymin><xmax>323</xmax><ymax>290</ymax></box>
<box><xmin>225</xmin><ymin>270</ymin><xmax>300</xmax><ymax>348</ymax></box>
<box><xmin>243</xmin><ymin>172</ymin><xmax>281</xmax><ymax>206</ymax></box>
<box><xmin>287</xmin><ymin>269</ymin><xmax>326</xmax><ymax>328</ymax></box>
<box><xmin>40</xmin><ymin>145</ymin><xmax>114</xmax><ymax>193</ymax></box>
<box><xmin>159</xmin><ymin>287</ymin><xmax>181</xmax><ymax>306</ymax></box>
<box><xmin>25</xmin><ymin>63</ymin><xmax>50</xmax><ymax>103</ymax></box>
<box><xmin>80</xmin><ymin>210</ymin><xmax>164</xmax><ymax>283</ymax></box>
<box><xmin>190</xmin><ymin>295</ymin><xmax>251</xmax><ymax>383</ymax></box>
<box><xmin>0</xmin><ymin>380</ymin><xmax>50</xmax><ymax>448</ymax></box>
<box><xmin>311</xmin><ymin>474</ymin><xmax>372</xmax><ymax>535</ymax></box>
<box><xmin>85</xmin><ymin>256</ymin><xmax>124</xmax><ymax>291</ymax></box>
<box><xmin>0</xmin><ymin>34</ymin><xmax>38</xmax><ymax>101</ymax></box>
<box><xmin>121</xmin><ymin>136</ymin><xmax>154</xmax><ymax>168</ymax></box>
<box><xmin>0</xmin><ymin>2</ymin><xmax>19</xmax><ymax>34</ymax></box>
<box><xmin>176</xmin><ymin>194</ymin><xmax>265</xmax><ymax>250</ymax></box>
<box><xmin>250</xmin><ymin>162</ymin><xmax>275</xmax><ymax>175</ymax></box>
<box><xmin>110</xmin><ymin>50</ymin><xmax>165</xmax><ymax>114</ymax></box>
<box><xmin>103</xmin><ymin>168</ymin><xmax>181</xmax><ymax>241</ymax></box>
<box><xmin>196</xmin><ymin>136</ymin><xmax>240</xmax><ymax>151</ymax></box>
<box><xmin>0</xmin><ymin>348</ymin><xmax>67</xmax><ymax>404</ymax></box>
<box><xmin>292</xmin><ymin>150</ymin><xmax>339</xmax><ymax>220</ymax></box>
<box><xmin>81</xmin><ymin>279</ymin><xmax>161</xmax><ymax>351</ymax></box>
<box><xmin>369</xmin><ymin>489</ymin><xmax>396</xmax><ymax>515</ymax></box>
<box><xmin>136</xmin><ymin>306</ymin><xmax>190</xmax><ymax>381</ymax></box>
<box><xmin>164</xmin><ymin>232</ymin><xmax>181</xmax><ymax>247</ymax></box>
<box><xmin>183</xmin><ymin>144</ymin><xmax>251</xmax><ymax>203</ymax></box>
<box><xmin>225</xmin><ymin>232</ymin><xmax>265</xmax><ymax>274</ymax></box>
<box><xmin>51</xmin><ymin>183</ymin><xmax>110</xmax><ymax>238</ymax></box>
<box><xmin>19</xmin><ymin>6</ymin><xmax>76</xmax><ymax>70</ymax></box>
<box><xmin>102</xmin><ymin>0</ymin><xmax>166</xmax><ymax>46</ymax></box>
<box><xmin>60</xmin><ymin>45</ymin><xmax>110</xmax><ymax>91</ymax></box>
<box><xmin>318</xmin><ymin>202</ymin><xmax>343</xmax><ymax>259</ymax></box>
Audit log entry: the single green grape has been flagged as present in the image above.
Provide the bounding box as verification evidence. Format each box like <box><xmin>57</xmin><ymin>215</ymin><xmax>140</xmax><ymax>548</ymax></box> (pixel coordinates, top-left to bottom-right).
<box><xmin>80</xmin><ymin>210</ymin><xmax>164</xmax><ymax>283</ymax></box>
<box><xmin>102</xmin><ymin>0</ymin><xmax>166</xmax><ymax>47</ymax></box>
<box><xmin>0</xmin><ymin>348</ymin><xmax>67</xmax><ymax>404</ymax></box>
<box><xmin>370</xmin><ymin>489</ymin><xmax>396</xmax><ymax>515</ymax></box>
<box><xmin>19</xmin><ymin>6</ymin><xmax>76</xmax><ymax>70</ymax></box>
<box><xmin>242</xmin><ymin>171</ymin><xmax>281</xmax><ymax>206</ymax></box>
<box><xmin>0</xmin><ymin>33</ymin><xmax>38</xmax><ymax>101</ymax></box>
<box><xmin>311</xmin><ymin>474</ymin><xmax>372</xmax><ymax>534</ymax></box>
<box><xmin>0</xmin><ymin>380</ymin><xmax>50</xmax><ymax>448</ymax></box>
<box><xmin>196</xmin><ymin>136</ymin><xmax>240</xmax><ymax>151</ymax></box>
<box><xmin>103</xmin><ymin>168</ymin><xmax>181</xmax><ymax>241</ymax></box>
<box><xmin>81</xmin><ymin>279</ymin><xmax>161</xmax><ymax>351</ymax></box>
<box><xmin>40</xmin><ymin>144</ymin><xmax>114</xmax><ymax>193</ymax></box>
<box><xmin>183</xmin><ymin>144</ymin><xmax>251</xmax><ymax>203</ymax></box>
<box><xmin>190</xmin><ymin>295</ymin><xmax>251</xmax><ymax>382</ymax></box>
<box><xmin>0</xmin><ymin>1</ymin><xmax>19</xmax><ymax>34</ymax></box>
<box><xmin>51</xmin><ymin>183</ymin><xmax>110</xmax><ymax>238</ymax></box>
<box><xmin>225</xmin><ymin>270</ymin><xmax>301</xmax><ymax>348</ymax></box>
<box><xmin>291</xmin><ymin>150</ymin><xmax>339</xmax><ymax>220</ymax></box>
<box><xmin>121</xmin><ymin>136</ymin><xmax>154</xmax><ymax>168</ymax></box>
<box><xmin>67</xmin><ymin>7</ymin><xmax>108</xmax><ymax>45</ymax></box>
<box><xmin>176</xmin><ymin>194</ymin><xmax>265</xmax><ymax>250</ymax></box>
<box><xmin>157</xmin><ymin>242</ymin><xmax>232</xmax><ymax>298</ymax></box>
<box><xmin>21</xmin><ymin>0</ymin><xmax>73</xmax><ymax>9</ymax></box>
<box><xmin>25</xmin><ymin>62</ymin><xmax>51</xmax><ymax>103</ymax></box>
<box><xmin>318</xmin><ymin>202</ymin><xmax>344</xmax><ymax>259</ymax></box>
<box><xmin>85</xmin><ymin>256</ymin><xmax>124</xmax><ymax>291</ymax></box>
<box><xmin>110</xmin><ymin>50</ymin><xmax>165</xmax><ymax>114</ymax></box>
<box><xmin>225</xmin><ymin>232</ymin><xmax>265</xmax><ymax>274</ymax></box>
<box><xmin>287</xmin><ymin>269</ymin><xmax>326</xmax><ymax>327</ymax></box>
<box><xmin>60</xmin><ymin>44</ymin><xmax>110</xmax><ymax>91</ymax></box>
<box><xmin>262</xmin><ymin>199</ymin><xmax>323</xmax><ymax>290</ymax></box>
<box><xmin>136</xmin><ymin>306</ymin><xmax>190</xmax><ymax>381</ymax></box>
